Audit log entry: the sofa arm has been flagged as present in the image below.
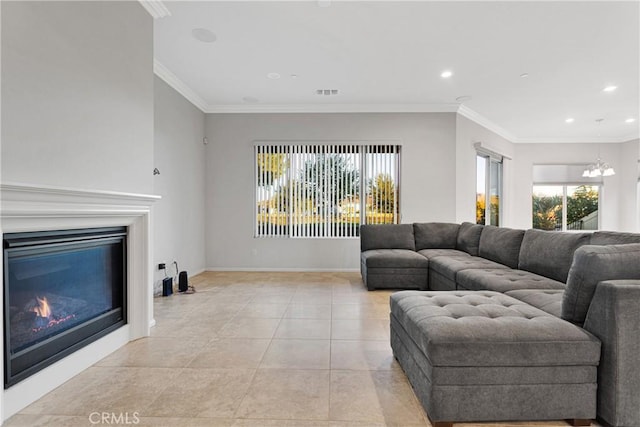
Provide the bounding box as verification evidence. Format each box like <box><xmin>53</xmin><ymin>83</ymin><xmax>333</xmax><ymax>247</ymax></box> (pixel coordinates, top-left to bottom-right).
<box><xmin>583</xmin><ymin>280</ymin><xmax>640</xmax><ymax>427</ymax></box>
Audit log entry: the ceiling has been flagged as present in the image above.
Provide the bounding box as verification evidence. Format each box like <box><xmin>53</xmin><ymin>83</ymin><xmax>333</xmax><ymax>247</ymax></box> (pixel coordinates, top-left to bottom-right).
<box><xmin>152</xmin><ymin>1</ymin><xmax>640</xmax><ymax>143</ymax></box>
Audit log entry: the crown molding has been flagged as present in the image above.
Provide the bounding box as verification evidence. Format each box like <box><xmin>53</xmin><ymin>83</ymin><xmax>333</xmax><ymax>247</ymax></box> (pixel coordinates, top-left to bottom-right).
<box><xmin>152</xmin><ymin>57</ymin><xmax>640</xmax><ymax>144</ymax></box>
<box><xmin>511</xmin><ymin>135</ymin><xmax>640</xmax><ymax>144</ymax></box>
<box><xmin>205</xmin><ymin>103</ymin><xmax>460</xmax><ymax>114</ymax></box>
<box><xmin>138</xmin><ymin>0</ymin><xmax>171</xmax><ymax>19</ymax></box>
<box><xmin>153</xmin><ymin>60</ymin><xmax>209</xmax><ymax>112</ymax></box>
<box><xmin>457</xmin><ymin>104</ymin><xmax>518</xmax><ymax>142</ymax></box>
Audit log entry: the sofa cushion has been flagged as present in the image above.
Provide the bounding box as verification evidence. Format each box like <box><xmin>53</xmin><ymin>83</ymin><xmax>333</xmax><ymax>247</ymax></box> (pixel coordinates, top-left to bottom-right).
<box><xmin>456</xmin><ymin>222</ymin><xmax>484</xmax><ymax>256</ymax></box>
<box><xmin>457</xmin><ymin>269</ymin><xmax>565</xmax><ymax>293</ymax></box>
<box><xmin>390</xmin><ymin>290</ymin><xmax>601</xmax><ymax>367</ymax></box>
<box><xmin>478</xmin><ymin>225</ymin><xmax>525</xmax><ymax>269</ymax></box>
<box><xmin>590</xmin><ymin>231</ymin><xmax>640</xmax><ymax>245</ymax></box>
<box><xmin>562</xmin><ymin>244</ymin><xmax>640</xmax><ymax>325</ymax></box>
<box><xmin>518</xmin><ymin>229</ymin><xmax>591</xmax><ymax>283</ymax></box>
<box><xmin>361</xmin><ymin>249</ymin><xmax>429</xmax><ymax>268</ymax></box>
<box><xmin>360</xmin><ymin>224</ymin><xmax>415</xmax><ymax>251</ymax></box>
<box><xmin>505</xmin><ymin>289</ymin><xmax>564</xmax><ymax>317</ymax></box>
<box><xmin>429</xmin><ymin>256</ymin><xmax>508</xmax><ymax>281</ymax></box>
<box><xmin>417</xmin><ymin>248</ymin><xmax>470</xmax><ymax>260</ymax></box>
<box><xmin>413</xmin><ymin>222</ymin><xmax>460</xmax><ymax>250</ymax></box>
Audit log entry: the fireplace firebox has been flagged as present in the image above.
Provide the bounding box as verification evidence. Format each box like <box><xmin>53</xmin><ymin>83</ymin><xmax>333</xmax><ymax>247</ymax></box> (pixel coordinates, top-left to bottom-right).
<box><xmin>3</xmin><ymin>227</ymin><xmax>127</xmax><ymax>388</ymax></box>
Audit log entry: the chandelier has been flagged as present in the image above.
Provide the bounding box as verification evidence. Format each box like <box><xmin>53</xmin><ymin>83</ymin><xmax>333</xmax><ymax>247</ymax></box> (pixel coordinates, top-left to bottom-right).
<box><xmin>582</xmin><ymin>119</ymin><xmax>615</xmax><ymax>178</ymax></box>
<box><xmin>582</xmin><ymin>158</ymin><xmax>615</xmax><ymax>177</ymax></box>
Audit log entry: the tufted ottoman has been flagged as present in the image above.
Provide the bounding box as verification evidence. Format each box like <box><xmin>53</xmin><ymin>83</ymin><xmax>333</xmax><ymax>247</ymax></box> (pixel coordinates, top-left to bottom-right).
<box><xmin>390</xmin><ymin>291</ymin><xmax>601</xmax><ymax>427</ymax></box>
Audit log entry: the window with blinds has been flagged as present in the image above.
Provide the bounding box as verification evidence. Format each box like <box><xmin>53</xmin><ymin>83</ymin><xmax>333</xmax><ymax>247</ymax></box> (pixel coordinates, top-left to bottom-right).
<box><xmin>255</xmin><ymin>144</ymin><xmax>401</xmax><ymax>238</ymax></box>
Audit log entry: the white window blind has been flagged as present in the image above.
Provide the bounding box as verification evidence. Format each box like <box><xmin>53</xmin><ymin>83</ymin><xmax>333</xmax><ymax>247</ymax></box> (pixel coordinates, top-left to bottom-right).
<box><xmin>255</xmin><ymin>144</ymin><xmax>401</xmax><ymax>238</ymax></box>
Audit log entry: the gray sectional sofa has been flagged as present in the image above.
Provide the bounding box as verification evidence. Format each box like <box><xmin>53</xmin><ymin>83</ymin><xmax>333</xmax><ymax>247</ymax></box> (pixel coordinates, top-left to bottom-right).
<box><xmin>360</xmin><ymin>222</ymin><xmax>640</xmax><ymax>427</ymax></box>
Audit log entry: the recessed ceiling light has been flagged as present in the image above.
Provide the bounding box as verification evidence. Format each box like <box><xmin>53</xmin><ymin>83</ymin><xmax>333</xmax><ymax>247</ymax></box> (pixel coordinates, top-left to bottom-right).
<box><xmin>242</xmin><ymin>96</ymin><xmax>259</xmax><ymax>104</ymax></box>
<box><xmin>191</xmin><ymin>28</ymin><xmax>217</xmax><ymax>43</ymax></box>
<box><xmin>267</xmin><ymin>73</ymin><xmax>281</xmax><ymax>80</ymax></box>
<box><xmin>440</xmin><ymin>70</ymin><xmax>453</xmax><ymax>78</ymax></box>
<box><xmin>603</xmin><ymin>85</ymin><xmax>617</xmax><ymax>92</ymax></box>
<box><xmin>455</xmin><ymin>95</ymin><xmax>472</xmax><ymax>103</ymax></box>
<box><xmin>565</xmin><ymin>118</ymin><xmax>574</xmax><ymax>123</ymax></box>
<box><xmin>625</xmin><ymin>118</ymin><xmax>636</xmax><ymax>123</ymax></box>
<box><xmin>290</xmin><ymin>74</ymin><xmax>298</xmax><ymax>79</ymax></box>
<box><xmin>520</xmin><ymin>73</ymin><xmax>529</xmax><ymax>78</ymax></box>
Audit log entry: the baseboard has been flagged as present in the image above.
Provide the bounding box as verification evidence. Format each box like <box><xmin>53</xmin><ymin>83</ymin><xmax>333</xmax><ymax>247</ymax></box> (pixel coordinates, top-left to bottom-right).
<box><xmin>204</xmin><ymin>267</ymin><xmax>359</xmax><ymax>273</ymax></box>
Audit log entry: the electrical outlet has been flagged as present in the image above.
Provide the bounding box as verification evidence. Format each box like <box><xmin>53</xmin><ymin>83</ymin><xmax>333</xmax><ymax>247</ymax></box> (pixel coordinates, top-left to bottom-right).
<box><xmin>158</xmin><ymin>263</ymin><xmax>166</xmax><ymax>270</ymax></box>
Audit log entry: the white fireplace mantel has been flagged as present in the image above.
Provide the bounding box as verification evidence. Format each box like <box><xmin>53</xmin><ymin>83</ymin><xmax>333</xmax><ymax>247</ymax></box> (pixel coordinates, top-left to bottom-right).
<box><xmin>0</xmin><ymin>182</ymin><xmax>160</xmax><ymax>422</ymax></box>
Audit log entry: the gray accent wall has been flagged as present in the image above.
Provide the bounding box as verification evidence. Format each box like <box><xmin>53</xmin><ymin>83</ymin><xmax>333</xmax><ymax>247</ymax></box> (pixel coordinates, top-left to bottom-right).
<box><xmin>153</xmin><ymin>77</ymin><xmax>206</xmax><ymax>293</ymax></box>
<box><xmin>205</xmin><ymin>113</ymin><xmax>456</xmax><ymax>270</ymax></box>
<box><xmin>1</xmin><ymin>1</ymin><xmax>154</xmax><ymax>194</ymax></box>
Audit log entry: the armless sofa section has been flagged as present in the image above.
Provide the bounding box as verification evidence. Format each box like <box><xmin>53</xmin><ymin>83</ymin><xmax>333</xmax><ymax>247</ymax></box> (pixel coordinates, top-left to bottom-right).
<box><xmin>359</xmin><ymin>223</ymin><xmax>640</xmax><ymax>427</ymax></box>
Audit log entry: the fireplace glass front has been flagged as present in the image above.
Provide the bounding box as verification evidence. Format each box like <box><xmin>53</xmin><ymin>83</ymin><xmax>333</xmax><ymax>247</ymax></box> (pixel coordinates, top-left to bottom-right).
<box><xmin>3</xmin><ymin>227</ymin><xmax>127</xmax><ymax>387</ymax></box>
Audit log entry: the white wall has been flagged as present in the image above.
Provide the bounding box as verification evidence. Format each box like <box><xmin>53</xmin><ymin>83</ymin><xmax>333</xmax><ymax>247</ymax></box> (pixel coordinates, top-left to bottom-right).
<box><xmin>153</xmin><ymin>77</ymin><xmax>206</xmax><ymax>293</ymax></box>
<box><xmin>205</xmin><ymin>113</ymin><xmax>456</xmax><ymax>270</ymax></box>
<box><xmin>618</xmin><ymin>139</ymin><xmax>640</xmax><ymax>232</ymax></box>
<box><xmin>455</xmin><ymin>115</ymin><xmax>515</xmax><ymax>226</ymax></box>
<box><xmin>1</xmin><ymin>1</ymin><xmax>154</xmax><ymax>194</ymax></box>
<box><xmin>511</xmin><ymin>142</ymin><xmax>637</xmax><ymax>231</ymax></box>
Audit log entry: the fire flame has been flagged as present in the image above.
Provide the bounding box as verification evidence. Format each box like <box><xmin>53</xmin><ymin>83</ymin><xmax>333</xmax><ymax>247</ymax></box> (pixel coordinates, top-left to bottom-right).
<box><xmin>32</xmin><ymin>296</ymin><xmax>52</xmax><ymax>319</ymax></box>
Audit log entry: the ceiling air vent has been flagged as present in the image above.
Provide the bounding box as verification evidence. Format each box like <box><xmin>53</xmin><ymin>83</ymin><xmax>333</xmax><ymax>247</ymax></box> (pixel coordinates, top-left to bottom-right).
<box><xmin>316</xmin><ymin>89</ymin><xmax>339</xmax><ymax>96</ymax></box>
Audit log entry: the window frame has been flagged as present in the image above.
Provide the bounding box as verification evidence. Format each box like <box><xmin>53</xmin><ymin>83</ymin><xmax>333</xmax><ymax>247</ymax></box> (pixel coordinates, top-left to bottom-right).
<box><xmin>476</xmin><ymin>151</ymin><xmax>503</xmax><ymax>227</ymax></box>
<box><xmin>254</xmin><ymin>143</ymin><xmax>402</xmax><ymax>239</ymax></box>
<box><xmin>531</xmin><ymin>182</ymin><xmax>602</xmax><ymax>232</ymax></box>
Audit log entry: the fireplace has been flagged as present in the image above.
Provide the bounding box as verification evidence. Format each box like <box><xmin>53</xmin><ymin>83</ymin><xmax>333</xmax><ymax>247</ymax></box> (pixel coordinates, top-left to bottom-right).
<box><xmin>3</xmin><ymin>227</ymin><xmax>127</xmax><ymax>388</ymax></box>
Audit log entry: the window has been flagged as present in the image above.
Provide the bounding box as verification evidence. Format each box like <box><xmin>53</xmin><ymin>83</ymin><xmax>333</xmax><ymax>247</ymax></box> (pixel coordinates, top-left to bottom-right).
<box><xmin>255</xmin><ymin>144</ymin><xmax>400</xmax><ymax>238</ymax></box>
<box><xmin>532</xmin><ymin>185</ymin><xmax>600</xmax><ymax>231</ymax></box>
<box><xmin>476</xmin><ymin>154</ymin><xmax>502</xmax><ymax>226</ymax></box>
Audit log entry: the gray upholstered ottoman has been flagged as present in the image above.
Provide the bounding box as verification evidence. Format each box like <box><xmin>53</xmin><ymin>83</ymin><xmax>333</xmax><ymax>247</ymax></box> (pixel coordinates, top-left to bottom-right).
<box><xmin>390</xmin><ymin>291</ymin><xmax>601</xmax><ymax>427</ymax></box>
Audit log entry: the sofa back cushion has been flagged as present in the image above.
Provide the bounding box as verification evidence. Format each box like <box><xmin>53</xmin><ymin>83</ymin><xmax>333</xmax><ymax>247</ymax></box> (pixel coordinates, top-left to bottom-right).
<box><xmin>478</xmin><ymin>225</ymin><xmax>525</xmax><ymax>269</ymax></box>
<box><xmin>413</xmin><ymin>223</ymin><xmax>460</xmax><ymax>250</ymax></box>
<box><xmin>456</xmin><ymin>222</ymin><xmax>484</xmax><ymax>256</ymax></box>
<box><xmin>590</xmin><ymin>231</ymin><xmax>640</xmax><ymax>245</ymax></box>
<box><xmin>562</xmin><ymin>244</ymin><xmax>640</xmax><ymax>325</ymax></box>
<box><xmin>360</xmin><ymin>224</ymin><xmax>415</xmax><ymax>251</ymax></box>
<box><xmin>518</xmin><ymin>229</ymin><xmax>591</xmax><ymax>283</ymax></box>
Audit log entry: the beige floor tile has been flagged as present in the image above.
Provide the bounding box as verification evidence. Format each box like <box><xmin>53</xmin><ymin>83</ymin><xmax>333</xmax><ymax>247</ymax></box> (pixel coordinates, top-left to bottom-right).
<box><xmin>235</xmin><ymin>369</ymin><xmax>330</xmax><ymax>420</ymax></box>
<box><xmin>250</xmin><ymin>293</ymin><xmax>295</xmax><ymax>304</ymax></box>
<box><xmin>150</xmin><ymin>316</ymin><xmax>228</xmax><ymax>339</ymax></box>
<box><xmin>329</xmin><ymin>370</ymin><xmax>426</xmax><ymax>424</ymax></box>
<box><xmin>22</xmin><ymin>367</ymin><xmax>180</xmax><ymax>416</ymax></box>
<box><xmin>331</xmin><ymin>319</ymin><xmax>390</xmax><ymax>341</ymax></box>
<box><xmin>331</xmin><ymin>304</ymin><xmax>390</xmax><ymax>320</ymax></box>
<box><xmin>146</xmin><ymin>368</ymin><xmax>255</xmax><ymax>418</ymax></box>
<box><xmin>95</xmin><ymin>337</ymin><xmax>206</xmax><ymax>367</ymax></box>
<box><xmin>234</xmin><ymin>420</ymin><xmax>329</xmax><ymax>426</ymax></box>
<box><xmin>188</xmin><ymin>338</ymin><xmax>271</xmax><ymax>369</ymax></box>
<box><xmin>329</xmin><ymin>422</ymin><xmax>427</xmax><ymax>427</ymax></box>
<box><xmin>274</xmin><ymin>319</ymin><xmax>332</xmax><ymax>339</ymax></box>
<box><xmin>260</xmin><ymin>339</ymin><xmax>330</xmax><ymax>370</ymax></box>
<box><xmin>292</xmin><ymin>292</ymin><xmax>334</xmax><ymax>304</ymax></box>
<box><xmin>330</xmin><ymin>340</ymin><xmax>398</xmax><ymax>371</ymax></box>
<box><xmin>332</xmin><ymin>293</ymin><xmax>379</xmax><ymax>305</ymax></box>
<box><xmin>2</xmin><ymin>415</ymin><xmax>88</xmax><ymax>427</ymax></box>
<box><xmin>234</xmin><ymin>303</ymin><xmax>289</xmax><ymax>318</ymax></box>
<box><xmin>218</xmin><ymin>317</ymin><xmax>281</xmax><ymax>338</ymax></box>
<box><xmin>284</xmin><ymin>304</ymin><xmax>332</xmax><ymax>319</ymax></box>
<box><xmin>138</xmin><ymin>418</ymin><xmax>235</xmax><ymax>427</ymax></box>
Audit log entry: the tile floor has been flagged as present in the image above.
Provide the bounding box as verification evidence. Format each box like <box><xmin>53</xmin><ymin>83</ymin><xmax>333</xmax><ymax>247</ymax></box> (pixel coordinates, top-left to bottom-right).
<box><xmin>5</xmin><ymin>272</ymin><xmax>594</xmax><ymax>427</ymax></box>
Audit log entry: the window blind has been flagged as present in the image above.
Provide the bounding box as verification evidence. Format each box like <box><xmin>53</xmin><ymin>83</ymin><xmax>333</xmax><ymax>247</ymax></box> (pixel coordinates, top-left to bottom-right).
<box><xmin>255</xmin><ymin>144</ymin><xmax>400</xmax><ymax>238</ymax></box>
